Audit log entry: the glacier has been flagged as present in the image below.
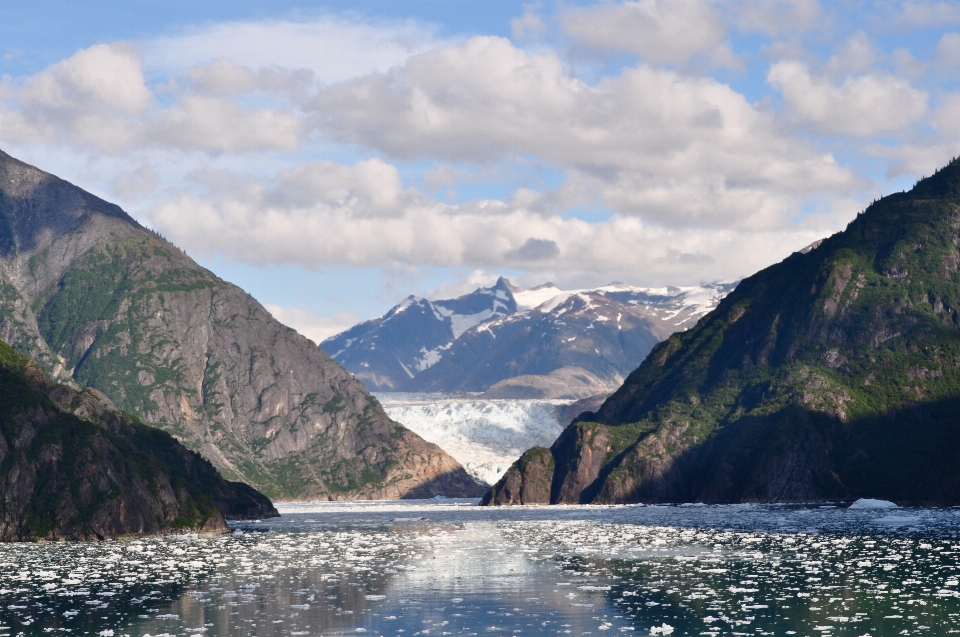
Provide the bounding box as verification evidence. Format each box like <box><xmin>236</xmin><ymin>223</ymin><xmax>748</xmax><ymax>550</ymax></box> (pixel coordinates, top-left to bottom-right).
<box><xmin>376</xmin><ymin>393</ymin><xmax>570</xmax><ymax>485</ymax></box>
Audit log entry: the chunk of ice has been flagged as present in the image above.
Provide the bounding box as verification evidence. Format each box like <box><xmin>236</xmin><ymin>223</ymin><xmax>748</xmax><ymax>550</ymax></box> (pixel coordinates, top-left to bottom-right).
<box><xmin>849</xmin><ymin>499</ymin><xmax>897</xmax><ymax>509</ymax></box>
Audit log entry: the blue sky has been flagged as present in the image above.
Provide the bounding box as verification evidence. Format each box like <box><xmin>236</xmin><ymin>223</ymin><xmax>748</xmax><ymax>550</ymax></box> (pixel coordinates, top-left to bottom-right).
<box><xmin>3</xmin><ymin>1</ymin><xmax>960</xmax><ymax>342</ymax></box>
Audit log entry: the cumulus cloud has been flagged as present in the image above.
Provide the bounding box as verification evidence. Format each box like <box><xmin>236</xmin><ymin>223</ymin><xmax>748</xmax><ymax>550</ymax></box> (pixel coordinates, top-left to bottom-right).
<box><xmin>146</xmin><ymin>94</ymin><xmax>304</xmax><ymax>152</ymax></box>
<box><xmin>145</xmin><ymin>158</ymin><xmax>852</xmax><ymax>287</ymax></box>
<box><xmin>314</xmin><ymin>36</ymin><xmax>859</xmax><ymax>229</ymax></box>
<box><xmin>5</xmin><ymin>43</ymin><xmax>152</xmax><ymax>151</ymax></box>
<box><xmin>0</xmin><ymin>44</ymin><xmax>308</xmax><ymax>153</ymax></box>
<box><xmin>560</xmin><ymin>0</ymin><xmax>735</xmax><ymax>67</ymax></box>
<box><xmin>767</xmin><ymin>61</ymin><xmax>928</xmax><ymax>136</ymax></box>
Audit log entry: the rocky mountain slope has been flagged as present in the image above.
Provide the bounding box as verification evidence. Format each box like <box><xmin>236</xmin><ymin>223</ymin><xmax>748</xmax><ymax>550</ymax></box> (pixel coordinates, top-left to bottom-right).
<box><xmin>323</xmin><ymin>280</ymin><xmax>734</xmax><ymax>398</ymax></box>
<box><xmin>0</xmin><ymin>338</ymin><xmax>276</xmax><ymax>541</ymax></box>
<box><xmin>0</xmin><ymin>149</ymin><xmax>482</xmax><ymax>500</ymax></box>
<box><xmin>485</xmin><ymin>156</ymin><xmax>960</xmax><ymax>507</ymax></box>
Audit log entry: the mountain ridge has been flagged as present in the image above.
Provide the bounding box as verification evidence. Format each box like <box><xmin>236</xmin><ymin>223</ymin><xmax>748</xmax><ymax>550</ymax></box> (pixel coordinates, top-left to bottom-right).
<box><xmin>484</xmin><ymin>155</ymin><xmax>960</xmax><ymax>507</ymax></box>
<box><xmin>322</xmin><ymin>277</ymin><xmax>735</xmax><ymax>398</ymax></box>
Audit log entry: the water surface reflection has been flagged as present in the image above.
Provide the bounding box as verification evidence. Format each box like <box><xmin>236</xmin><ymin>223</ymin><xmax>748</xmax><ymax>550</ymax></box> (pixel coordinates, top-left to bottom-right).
<box><xmin>1</xmin><ymin>500</ymin><xmax>959</xmax><ymax>635</ymax></box>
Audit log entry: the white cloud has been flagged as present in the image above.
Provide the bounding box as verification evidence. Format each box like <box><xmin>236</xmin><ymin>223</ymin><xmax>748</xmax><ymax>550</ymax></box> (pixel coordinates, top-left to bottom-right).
<box><xmin>144</xmin><ymin>16</ymin><xmax>448</xmax><ymax>86</ymax></box>
<box><xmin>265</xmin><ymin>305</ymin><xmax>362</xmax><ymax>344</ymax></box>
<box><xmin>314</xmin><ymin>36</ymin><xmax>859</xmax><ymax>229</ymax></box>
<box><xmin>5</xmin><ymin>43</ymin><xmax>152</xmax><ymax>151</ymax></box>
<box><xmin>145</xmin><ymin>158</ymin><xmax>853</xmax><ymax>288</ymax></box>
<box><xmin>767</xmin><ymin>61</ymin><xmax>928</xmax><ymax>136</ymax></box>
<box><xmin>825</xmin><ymin>31</ymin><xmax>877</xmax><ymax>76</ymax></box>
<box><xmin>21</xmin><ymin>43</ymin><xmax>152</xmax><ymax>116</ymax></box>
<box><xmin>145</xmin><ymin>93</ymin><xmax>304</xmax><ymax>152</ymax></box>
<box><xmin>109</xmin><ymin>163</ymin><xmax>159</xmax><ymax>199</ymax></box>
<box><xmin>560</xmin><ymin>0</ymin><xmax>736</xmax><ymax>67</ymax></box>
<box><xmin>187</xmin><ymin>58</ymin><xmax>258</xmax><ymax>95</ymax></box>
<box><xmin>0</xmin><ymin>44</ymin><xmax>308</xmax><ymax>153</ymax></box>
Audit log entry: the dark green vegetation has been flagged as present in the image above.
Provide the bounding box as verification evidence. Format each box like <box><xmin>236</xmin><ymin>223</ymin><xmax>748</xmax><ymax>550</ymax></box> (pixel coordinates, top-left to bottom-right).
<box><xmin>0</xmin><ymin>149</ymin><xmax>483</xmax><ymax>501</ymax></box>
<box><xmin>0</xmin><ymin>339</ymin><xmax>277</xmax><ymax>540</ymax></box>
<box><xmin>485</xmin><ymin>157</ymin><xmax>960</xmax><ymax>506</ymax></box>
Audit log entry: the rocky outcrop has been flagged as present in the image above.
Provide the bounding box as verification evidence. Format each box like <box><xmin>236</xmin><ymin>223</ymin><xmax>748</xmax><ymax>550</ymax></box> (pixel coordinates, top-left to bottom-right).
<box><xmin>484</xmin><ymin>156</ymin><xmax>960</xmax><ymax>507</ymax></box>
<box><xmin>479</xmin><ymin>447</ymin><xmax>553</xmax><ymax>505</ymax></box>
<box><xmin>0</xmin><ymin>339</ymin><xmax>277</xmax><ymax>541</ymax></box>
<box><xmin>0</xmin><ymin>149</ymin><xmax>483</xmax><ymax>500</ymax></box>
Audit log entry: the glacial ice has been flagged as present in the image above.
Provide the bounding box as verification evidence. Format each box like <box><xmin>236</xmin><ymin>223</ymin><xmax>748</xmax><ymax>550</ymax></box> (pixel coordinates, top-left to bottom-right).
<box><xmin>377</xmin><ymin>393</ymin><xmax>568</xmax><ymax>484</ymax></box>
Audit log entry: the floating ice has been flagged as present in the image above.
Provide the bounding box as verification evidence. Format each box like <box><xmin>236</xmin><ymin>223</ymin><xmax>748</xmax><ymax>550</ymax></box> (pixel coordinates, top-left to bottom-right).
<box><xmin>849</xmin><ymin>499</ymin><xmax>898</xmax><ymax>509</ymax></box>
<box><xmin>649</xmin><ymin>623</ymin><xmax>674</xmax><ymax>634</ymax></box>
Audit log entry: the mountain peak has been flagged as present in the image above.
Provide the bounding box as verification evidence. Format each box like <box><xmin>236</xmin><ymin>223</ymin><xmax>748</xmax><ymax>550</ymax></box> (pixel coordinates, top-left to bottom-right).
<box><xmin>495</xmin><ymin>276</ymin><xmax>519</xmax><ymax>292</ymax></box>
<box><xmin>0</xmin><ymin>147</ymin><xmax>139</xmax><ymax>256</ymax></box>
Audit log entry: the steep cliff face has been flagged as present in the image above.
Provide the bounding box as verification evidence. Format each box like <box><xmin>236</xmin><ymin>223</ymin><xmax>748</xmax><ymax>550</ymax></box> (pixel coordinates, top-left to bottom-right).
<box><xmin>0</xmin><ymin>149</ymin><xmax>483</xmax><ymax>500</ymax></box>
<box><xmin>0</xmin><ymin>339</ymin><xmax>277</xmax><ymax>541</ymax></box>
<box><xmin>486</xmin><ymin>157</ymin><xmax>960</xmax><ymax>507</ymax></box>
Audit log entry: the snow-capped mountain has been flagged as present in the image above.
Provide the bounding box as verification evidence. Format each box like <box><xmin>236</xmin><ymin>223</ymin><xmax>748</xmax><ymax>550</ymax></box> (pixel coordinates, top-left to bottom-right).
<box><xmin>321</xmin><ymin>278</ymin><xmax>736</xmax><ymax>397</ymax></box>
<box><xmin>321</xmin><ymin>277</ymin><xmax>516</xmax><ymax>391</ymax></box>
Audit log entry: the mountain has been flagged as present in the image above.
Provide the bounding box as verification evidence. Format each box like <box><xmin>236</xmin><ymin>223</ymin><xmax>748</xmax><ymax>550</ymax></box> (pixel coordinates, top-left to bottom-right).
<box><xmin>322</xmin><ymin>277</ymin><xmax>516</xmax><ymax>391</ymax></box>
<box><xmin>484</xmin><ymin>156</ymin><xmax>960</xmax><ymax>507</ymax></box>
<box><xmin>0</xmin><ymin>338</ymin><xmax>276</xmax><ymax>541</ymax></box>
<box><xmin>322</xmin><ymin>280</ymin><xmax>734</xmax><ymax>398</ymax></box>
<box><xmin>0</xmin><ymin>149</ymin><xmax>483</xmax><ymax>500</ymax></box>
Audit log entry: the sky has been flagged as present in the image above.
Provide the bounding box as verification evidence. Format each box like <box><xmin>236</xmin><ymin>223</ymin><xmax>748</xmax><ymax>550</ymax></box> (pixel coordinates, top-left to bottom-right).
<box><xmin>3</xmin><ymin>1</ymin><xmax>960</xmax><ymax>344</ymax></box>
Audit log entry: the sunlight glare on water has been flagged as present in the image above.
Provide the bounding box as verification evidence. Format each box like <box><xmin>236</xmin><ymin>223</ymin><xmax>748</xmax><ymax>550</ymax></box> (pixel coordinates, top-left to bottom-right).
<box><xmin>1</xmin><ymin>500</ymin><xmax>960</xmax><ymax>635</ymax></box>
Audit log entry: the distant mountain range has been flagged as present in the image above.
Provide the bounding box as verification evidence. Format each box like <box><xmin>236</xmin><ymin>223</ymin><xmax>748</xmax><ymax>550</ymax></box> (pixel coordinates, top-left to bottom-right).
<box><xmin>485</xmin><ymin>156</ymin><xmax>960</xmax><ymax>507</ymax></box>
<box><xmin>322</xmin><ymin>278</ymin><xmax>735</xmax><ymax>398</ymax></box>
<box><xmin>0</xmin><ymin>149</ymin><xmax>482</xmax><ymax>500</ymax></box>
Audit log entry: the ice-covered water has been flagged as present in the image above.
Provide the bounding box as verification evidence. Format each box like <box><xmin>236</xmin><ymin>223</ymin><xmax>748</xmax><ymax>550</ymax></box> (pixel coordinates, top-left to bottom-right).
<box><xmin>376</xmin><ymin>393</ymin><xmax>568</xmax><ymax>484</ymax></box>
<box><xmin>3</xmin><ymin>501</ymin><xmax>960</xmax><ymax>636</ymax></box>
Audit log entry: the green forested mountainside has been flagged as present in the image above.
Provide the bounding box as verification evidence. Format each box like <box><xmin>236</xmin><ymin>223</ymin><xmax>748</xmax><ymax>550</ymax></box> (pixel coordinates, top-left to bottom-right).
<box><xmin>0</xmin><ymin>149</ymin><xmax>483</xmax><ymax>501</ymax></box>
<box><xmin>0</xmin><ymin>339</ymin><xmax>276</xmax><ymax>541</ymax></box>
<box><xmin>485</xmin><ymin>156</ymin><xmax>960</xmax><ymax>506</ymax></box>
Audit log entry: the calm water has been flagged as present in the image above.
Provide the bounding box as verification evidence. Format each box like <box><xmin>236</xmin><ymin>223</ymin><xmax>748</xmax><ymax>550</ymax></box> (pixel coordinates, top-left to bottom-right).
<box><xmin>2</xmin><ymin>500</ymin><xmax>960</xmax><ymax>636</ymax></box>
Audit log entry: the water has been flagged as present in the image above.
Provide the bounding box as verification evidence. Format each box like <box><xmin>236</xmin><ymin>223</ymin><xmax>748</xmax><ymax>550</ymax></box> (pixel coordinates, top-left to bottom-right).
<box><xmin>2</xmin><ymin>501</ymin><xmax>960</xmax><ymax>636</ymax></box>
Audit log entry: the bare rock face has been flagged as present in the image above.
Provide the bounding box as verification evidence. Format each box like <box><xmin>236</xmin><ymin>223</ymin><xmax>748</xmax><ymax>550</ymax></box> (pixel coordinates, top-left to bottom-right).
<box><xmin>479</xmin><ymin>447</ymin><xmax>553</xmax><ymax>505</ymax></box>
<box><xmin>0</xmin><ymin>149</ymin><xmax>483</xmax><ymax>501</ymax></box>
<box><xmin>0</xmin><ymin>339</ymin><xmax>277</xmax><ymax>541</ymax></box>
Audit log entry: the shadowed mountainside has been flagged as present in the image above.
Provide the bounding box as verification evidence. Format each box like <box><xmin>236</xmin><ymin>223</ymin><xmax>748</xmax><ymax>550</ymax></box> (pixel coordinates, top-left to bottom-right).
<box><xmin>485</xmin><ymin>156</ymin><xmax>960</xmax><ymax>506</ymax></box>
<box><xmin>0</xmin><ymin>339</ymin><xmax>277</xmax><ymax>541</ymax></box>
